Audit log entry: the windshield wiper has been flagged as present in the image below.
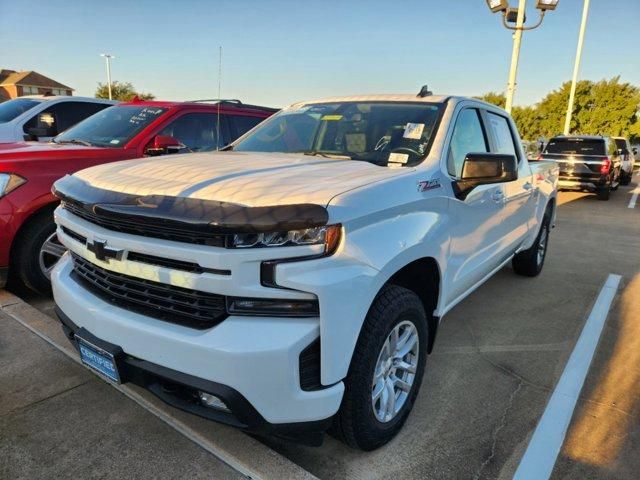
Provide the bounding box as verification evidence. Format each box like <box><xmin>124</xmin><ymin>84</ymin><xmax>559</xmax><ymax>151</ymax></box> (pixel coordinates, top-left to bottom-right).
<box><xmin>56</xmin><ymin>139</ymin><xmax>93</xmax><ymax>147</ymax></box>
<box><xmin>302</xmin><ymin>151</ymin><xmax>352</xmax><ymax>160</ymax></box>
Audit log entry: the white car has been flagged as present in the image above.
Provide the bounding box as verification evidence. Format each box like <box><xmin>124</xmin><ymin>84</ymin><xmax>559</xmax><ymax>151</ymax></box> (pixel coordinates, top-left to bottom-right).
<box><xmin>0</xmin><ymin>95</ymin><xmax>115</xmax><ymax>143</ymax></box>
<box><xmin>612</xmin><ymin>136</ymin><xmax>636</xmax><ymax>185</ymax></box>
<box><xmin>51</xmin><ymin>91</ymin><xmax>558</xmax><ymax>450</ymax></box>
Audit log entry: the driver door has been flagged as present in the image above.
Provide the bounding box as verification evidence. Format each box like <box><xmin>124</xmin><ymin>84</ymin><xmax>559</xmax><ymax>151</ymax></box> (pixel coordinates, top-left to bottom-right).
<box><xmin>445</xmin><ymin>108</ymin><xmax>508</xmax><ymax>306</ymax></box>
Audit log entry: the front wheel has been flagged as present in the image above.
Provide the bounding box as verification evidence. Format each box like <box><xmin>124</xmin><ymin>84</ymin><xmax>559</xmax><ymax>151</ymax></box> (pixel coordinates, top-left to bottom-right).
<box><xmin>513</xmin><ymin>209</ymin><xmax>551</xmax><ymax>277</ymax></box>
<box><xmin>331</xmin><ymin>285</ymin><xmax>428</xmax><ymax>451</ymax></box>
<box><xmin>14</xmin><ymin>213</ymin><xmax>66</xmax><ymax>294</ymax></box>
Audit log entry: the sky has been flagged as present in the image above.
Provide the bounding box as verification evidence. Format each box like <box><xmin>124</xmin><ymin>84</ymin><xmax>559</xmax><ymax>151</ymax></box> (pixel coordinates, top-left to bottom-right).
<box><xmin>1</xmin><ymin>0</ymin><xmax>638</xmax><ymax>108</ymax></box>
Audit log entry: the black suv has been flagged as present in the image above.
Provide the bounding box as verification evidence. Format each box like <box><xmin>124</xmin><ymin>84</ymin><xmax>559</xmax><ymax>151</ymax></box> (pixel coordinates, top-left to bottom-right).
<box><xmin>540</xmin><ymin>135</ymin><xmax>622</xmax><ymax>200</ymax></box>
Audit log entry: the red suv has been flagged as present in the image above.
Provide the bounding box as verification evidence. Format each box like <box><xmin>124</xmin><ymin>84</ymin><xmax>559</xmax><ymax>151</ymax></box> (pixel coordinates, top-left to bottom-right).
<box><xmin>0</xmin><ymin>98</ymin><xmax>276</xmax><ymax>292</ymax></box>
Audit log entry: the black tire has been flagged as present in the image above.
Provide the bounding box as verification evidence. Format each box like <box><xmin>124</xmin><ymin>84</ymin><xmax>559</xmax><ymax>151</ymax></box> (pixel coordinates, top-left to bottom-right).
<box><xmin>13</xmin><ymin>211</ymin><xmax>62</xmax><ymax>294</ymax></box>
<box><xmin>596</xmin><ymin>186</ymin><xmax>610</xmax><ymax>201</ymax></box>
<box><xmin>331</xmin><ymin>284</ymin><xmax>428</xmax><ymax>451</ymax></box>
<box><xmin>620</xmin><ymin>170</ymin><xmax>631</xmax><ymax>186</ymax></box>
<box><xmin>512</xmin><ymin>208</ymin><xmax>551</xmax><ymax>277</ymax></box>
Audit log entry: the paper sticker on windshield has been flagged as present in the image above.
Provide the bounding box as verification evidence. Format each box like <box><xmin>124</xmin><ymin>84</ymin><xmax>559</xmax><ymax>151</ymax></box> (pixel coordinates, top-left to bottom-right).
<box><xmin>404</xmin><ymin>123</ymin><xmax>424</xmax><ymax>140</ymax></box>
<box><xmin>110</xmin><ymin>139</ymin><xmax>120</xmax><ymax>144</ymax></box>
<box><xmin>321</xmin><ymin>115</ymin><xmax>343</xmax><ymax>121</ymax></box>
<box><xmin>389</xmin><ymin>153</ymin><xmax>409</xmax><ymax>164</ymax></box>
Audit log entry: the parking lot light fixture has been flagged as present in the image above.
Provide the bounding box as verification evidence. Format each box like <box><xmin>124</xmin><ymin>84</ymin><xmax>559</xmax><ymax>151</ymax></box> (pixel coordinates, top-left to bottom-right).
<box><xmin>486</xmin><ymin>0</ymin><xmax>559</xmax><ymax>113</ymax></box>
<box><xmin>100</xmin><ymin>53</ymin><xmax>115</xmax><ymax>100</ymax></box>
<box><xmin>536</xmin><ymin>0</ymin><xmax>559</xmax><ymax>10</ymax></box>
<box><xmin>486</xmin><ymin>0</ymin><xmax>509</xmax><ymax>13</ymax></box>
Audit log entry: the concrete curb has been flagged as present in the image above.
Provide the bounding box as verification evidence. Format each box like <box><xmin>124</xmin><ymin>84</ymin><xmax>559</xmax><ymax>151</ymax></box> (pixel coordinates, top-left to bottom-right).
<box><xmin>0</xmin><ymin>289</ymin><xmax>318</xmax><ymax>480</ymax></box>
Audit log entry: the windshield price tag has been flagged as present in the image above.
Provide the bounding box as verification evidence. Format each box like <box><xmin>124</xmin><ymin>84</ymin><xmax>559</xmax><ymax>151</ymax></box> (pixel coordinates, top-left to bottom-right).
<box><xmin>404</xmin><ymin>123</ymin><xmax>424</xmax><ymax>140</ymax></box>
<box><xmin>389</xmin><ymin>153</ymin><xmax>409</xmax><ymax>164</ymax></box>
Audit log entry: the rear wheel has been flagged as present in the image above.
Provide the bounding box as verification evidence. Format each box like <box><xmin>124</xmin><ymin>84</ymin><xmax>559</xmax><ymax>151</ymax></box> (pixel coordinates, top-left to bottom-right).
<box><xmin>620</xmin><ymin>170</ymin><xmax>631</xmax><ymax>186</ymax></box>
<box><xmin>513</xmin><ymin>208</ymin><xmax>551</xmax><ymax>277</ymax></box>
<box><xmin>331</xmin><ymin>285</ymin><xmax>428</xmax><ymax>451</ymax></box>
<box><xmin>14</xmin><ymin>212</ymin><xmax>65</xmax><ymax>294</ymax></box>
<box><xmin>597</xmin><ymin>186</ymin><xmax>610</xmax><ymax>201</ymax></box>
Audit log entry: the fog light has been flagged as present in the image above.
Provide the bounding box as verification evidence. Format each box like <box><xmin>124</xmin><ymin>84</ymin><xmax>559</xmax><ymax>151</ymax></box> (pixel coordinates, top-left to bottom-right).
<box><xmin>198</xmin><ymin>391</ymin><xmax>230</xmax><ymax>412</ymax></box>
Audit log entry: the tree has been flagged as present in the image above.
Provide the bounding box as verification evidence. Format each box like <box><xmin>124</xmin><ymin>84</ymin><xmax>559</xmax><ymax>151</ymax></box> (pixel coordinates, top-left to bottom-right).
<box><xmin>95</xmin><ymin>81</ymin><xmax>155</xmax><ymax>101</ymax></box>
<box><xmin>475</xmin><ymin>91</ymin><xmax>506</xmax><ymax>109</ymax></box>
<box><xmin>476</xmin><ymin>77</ymin><xmax>640</xmax><ymax>142</ymax></box>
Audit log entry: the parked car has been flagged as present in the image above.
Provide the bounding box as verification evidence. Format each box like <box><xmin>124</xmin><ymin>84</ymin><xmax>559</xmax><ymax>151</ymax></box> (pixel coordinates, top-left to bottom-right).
<box><xmin>0</xmin><ymin>98</ymin><xmax>276</xmax><ymax>292</ymax></box>
<box><xmin>612</xmin><ymin>136</ymin><xmax>636</xmax><ymax>185</ymax></box>
<box><xmin>0</xmin><ymin>95</ymin><xmax>116</xmax><ymax>143</ymax></box>
<box><xmin>540</xmin><ymin>135</ymin><xmax>622</xmax><ymax>200</ymax></box>
<box><xmin>51</xmin><ymin>91</ymin><xmax>558</xmax><ymax>450</ymax></box>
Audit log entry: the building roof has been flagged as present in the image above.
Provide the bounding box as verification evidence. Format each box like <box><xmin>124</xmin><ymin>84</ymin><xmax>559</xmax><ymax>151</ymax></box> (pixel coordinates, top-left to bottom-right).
<box><xmin>0</xmin><ymin>69</ymin><xmax>73</xmax><ymax>91</ymax></box>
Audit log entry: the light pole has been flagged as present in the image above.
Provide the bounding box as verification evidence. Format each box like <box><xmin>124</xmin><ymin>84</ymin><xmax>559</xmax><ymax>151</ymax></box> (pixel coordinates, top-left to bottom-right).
<box><xmin>486</xmin><ymin>0</ymin><xmax>559</xmax><ymax>113</ymax></box>
<box><xmin>100</xmin><ymin>53</ymin><xmax>115</xmax><ymax>100</ymax></box>
<box><xmin>563</xmin><ymin>0</ymin><xmax>590</xmax><ymax>135</ymax></box>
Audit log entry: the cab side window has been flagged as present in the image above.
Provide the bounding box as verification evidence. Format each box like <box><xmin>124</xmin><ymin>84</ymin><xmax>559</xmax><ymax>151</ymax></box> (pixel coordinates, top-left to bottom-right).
<box><xmin>23</xmin><ymin>102</ymin><xmax>110</xmax><ymax>135</ymax></box>
<box><xmin>158</xmin><ymin>113</ymin><xmax>230</xmax><ymax>152</ymax></box>
<box><xmin>486</xmin><ymin>112</ymin><xmax>517</xmax><ymax>158</ymax></box>
<box><xmin>447</xmin><ymin>109</ymin><xmax>487</xmax><ymax>177</ymax></box>
<box><xmin>232</xmin><ymin>115</ymin><xmax>265</xmax><ymax>138</ymax></box>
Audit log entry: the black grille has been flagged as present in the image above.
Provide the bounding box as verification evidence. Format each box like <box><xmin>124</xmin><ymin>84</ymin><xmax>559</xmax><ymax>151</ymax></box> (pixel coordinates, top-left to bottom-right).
<box><xmin>71</xmin><ymin>254</ymin><xmax>227</xmax><ymax>329</ymax></box>
<box><xmin>63</xmin><ymin>201</ymin><xmax>228</xmax><ymax>247</ymax></box>
<box><xmin>299</xmin><ymin>338</ymin><xmax>322</xmax><ymax>391</ymax></box>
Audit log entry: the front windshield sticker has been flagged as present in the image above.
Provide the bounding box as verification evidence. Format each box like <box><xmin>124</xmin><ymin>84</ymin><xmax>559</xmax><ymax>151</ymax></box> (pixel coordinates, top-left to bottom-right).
<box><xmin>321</xmin><ymin>114</ymin><xmax>343</xmax><ymax>121</ymax></box>
<box><xmin>110</xmin><ymin>139</ymin><xmax>120</xmax><ymax>144</ymax></box>
<box><xmin>404</xmin><ymin>123</ymin><xmax>424</xmax><ymax>139</ymax></box>
<box><xmin>389</xmin><ymin>152</ymin><xmax>409</xmax><ymax>164</ymax></box>
<box><xmin>129</xmin><ymin>108</ymin><xmax>163</xmax><ymax>125</ymax></box>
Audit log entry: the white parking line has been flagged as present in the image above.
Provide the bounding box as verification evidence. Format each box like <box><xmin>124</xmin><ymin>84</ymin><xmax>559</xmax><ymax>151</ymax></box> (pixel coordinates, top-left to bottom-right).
<box><xmin>629</xmin><ymin>186</ymin><xmax>639</xmax><ymax>209</ymax></box>
<box><xmin>513</xmin><ymin>274</ymin><xmax>621</xmax><ymax>480</ymax></box>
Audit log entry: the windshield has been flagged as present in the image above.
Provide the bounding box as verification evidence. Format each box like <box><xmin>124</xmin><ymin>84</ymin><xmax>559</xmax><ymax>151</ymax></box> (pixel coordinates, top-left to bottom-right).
<box><xmin>544</xmin><ymin>138</ymin><xmax>606</xmax><ymax>156</ymax></box>
<box><xmin>0</xmin><ymin>98</ymin><xmax>41</xmax><ymax>123</ymax></box>
<box><xmin>233</xmin><ymin>102</ymin><xmax>442</xmax><ymax>166</ymax></box>
<box><xmin>54</xmin><ymin>105</ymin><xmax>167</xmax><ymax>147</ymax></box>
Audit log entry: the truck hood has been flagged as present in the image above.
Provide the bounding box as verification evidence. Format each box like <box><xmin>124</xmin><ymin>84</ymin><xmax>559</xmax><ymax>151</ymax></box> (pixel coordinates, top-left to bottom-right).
<box><xmin>0</xmin><ymin>141</ymin><xmax>114</xmax><ymax>161</ymax></box>
<box><xmin>73</xmin><ymin>151</ymin><xmax>413</xmax><ymax>207</ymax></box>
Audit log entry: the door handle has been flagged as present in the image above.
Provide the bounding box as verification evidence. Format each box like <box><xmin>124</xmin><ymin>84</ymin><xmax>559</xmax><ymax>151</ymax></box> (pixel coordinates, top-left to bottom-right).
<box><xmin>491</xmin><ymin>190</ymin><xmax>504</xmax><ymax>203</ymax></box>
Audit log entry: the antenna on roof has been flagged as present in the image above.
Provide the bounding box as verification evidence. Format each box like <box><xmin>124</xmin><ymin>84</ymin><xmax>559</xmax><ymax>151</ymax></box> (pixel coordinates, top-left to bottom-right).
<box><xmin>216</xmin><ymin>46</ymin><xmax>222</xmax><ymax>151</ymax></box>
<box><xmin>417</xmin><ymin>85</ymin><xmax>432</xmax><ymax>98</ymax></box>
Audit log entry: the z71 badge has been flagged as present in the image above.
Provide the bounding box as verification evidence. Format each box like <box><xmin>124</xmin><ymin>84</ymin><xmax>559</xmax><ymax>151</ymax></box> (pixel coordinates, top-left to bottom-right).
<box><xmin>418</xmin><ymin>179</ymin><xmax>441</xmax><ymax>192</ymax></box>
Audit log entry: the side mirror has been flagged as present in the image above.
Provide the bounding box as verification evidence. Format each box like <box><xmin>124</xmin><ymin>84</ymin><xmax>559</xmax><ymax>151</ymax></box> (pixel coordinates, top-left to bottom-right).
<box><xmin>26</xmin><ymin>112</ymin><xmax>58</xmax><ymax>139</ymax></box>
<box><xmin>146</xmin><ymin>135</ymin><xmax>184</xmax><ymax>156</ymax></box>
<box><xmin>633</xmin><ymin>147</ymin><xmax>638</xmax><ymax>155</ymax></box>
<box><xmin>454</xmin><ymin>153</ymin><xmax>517</xmax><ymax>200</ymax></box>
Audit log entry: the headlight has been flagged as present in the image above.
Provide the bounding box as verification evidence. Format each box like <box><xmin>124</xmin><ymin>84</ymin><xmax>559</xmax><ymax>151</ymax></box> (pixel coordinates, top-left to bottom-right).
<box><xmin>232</xmin><ymin>224</ymin><xmax>341</xmax><ymax>252</ymax></box>
<box><xmin>0</xmin><ymin>173</ymin><xmax>27</xmax><ymax>198</ymax></box>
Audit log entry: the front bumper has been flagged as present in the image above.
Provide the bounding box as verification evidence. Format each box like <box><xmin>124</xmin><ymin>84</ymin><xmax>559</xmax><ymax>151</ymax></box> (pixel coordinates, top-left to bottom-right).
<box><xmin>55</xmin><ymin>307</ymin><xmax>332</xmax><ymax>445</ymax></box>
<box><xmin>52</xmin><ymin>254</ymin><xmax>344</xmax><ymax>429</ymax></box>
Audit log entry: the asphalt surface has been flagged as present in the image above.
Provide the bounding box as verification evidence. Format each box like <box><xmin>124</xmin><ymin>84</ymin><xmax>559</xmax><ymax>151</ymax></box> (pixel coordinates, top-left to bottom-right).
<box><xmin>2</xmin><ymin>173</ymin><xmax>639</xmax><ymax>479</ymax></box>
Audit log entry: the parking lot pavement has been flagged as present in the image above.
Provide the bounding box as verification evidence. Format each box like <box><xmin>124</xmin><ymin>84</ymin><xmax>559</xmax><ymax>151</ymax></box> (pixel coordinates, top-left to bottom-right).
<box><xmin>2</xmin><ymin>176</ymin><xmax>639</xmax><ymax>480</ymax></box>
<box><xmin>0</xmin><ymin>307</ymin><xmax>243</xmax><ymax>480</ymax></box>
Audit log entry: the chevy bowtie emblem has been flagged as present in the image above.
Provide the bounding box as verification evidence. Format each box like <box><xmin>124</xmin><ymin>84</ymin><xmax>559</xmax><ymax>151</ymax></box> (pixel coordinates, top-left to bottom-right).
<box><xmin>87</xmin><ymin>239</ymin><xmax>124</xmax><ymax>262</ymax></box>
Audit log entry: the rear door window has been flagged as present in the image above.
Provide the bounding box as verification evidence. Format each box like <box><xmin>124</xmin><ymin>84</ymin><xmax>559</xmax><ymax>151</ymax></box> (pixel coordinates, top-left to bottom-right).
<box><xmin>545</xmin><ymin>138</ymin><xmax>606</xmax><ymax>156</ymax></box>
<box><xmin>486</xmin><ymin>112</ymin><xmax>518</xmax><ymax>158</ymax></box>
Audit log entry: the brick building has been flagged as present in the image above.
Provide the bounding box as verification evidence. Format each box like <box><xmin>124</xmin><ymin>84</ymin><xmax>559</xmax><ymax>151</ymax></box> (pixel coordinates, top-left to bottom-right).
<box><xmin>0</xmin><ymin>69</ymin><xmax>73</xmax><ymax>102</ymax></box>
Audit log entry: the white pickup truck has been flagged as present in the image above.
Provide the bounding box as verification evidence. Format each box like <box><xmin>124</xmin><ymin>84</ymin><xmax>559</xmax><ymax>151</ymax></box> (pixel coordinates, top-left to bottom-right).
<box><xmin>51</xmin><ymin>92</ymin><xmax>558</xmax><ymax>450</ymax></box>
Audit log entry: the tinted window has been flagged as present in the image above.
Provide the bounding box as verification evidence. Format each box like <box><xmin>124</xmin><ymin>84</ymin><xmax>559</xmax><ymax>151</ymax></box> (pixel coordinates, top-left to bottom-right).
<box><xmin>235</xmin><ymin>102</ymin><xmax>442</xmax><ymax>166</ymax></box>
<box><xmin>447</xmin><ymin>109</ymin><xmax>487</xmax><ymax>177</ymax></box>
<box><xmin>54</xmin><ymin>105</ymin><xmax>166</xmax><ymax>147</ymax></box>
<box><xmin>233</xmin><ymin>115</ymin><xmax>265</xmax><ymax>137</ymax></box>
<box><xmin>486</xmin><ymin>112</ymin><xmax>517</xmax><ymax>157</ymax></box>
<box><xmin>0</xmin><ymin>98</ymin><xmax>41</xmax><ymax>123</ymax></box>
<box><xmin>614</xmin><ymin>138</ymin><xmax>629</xmax><ymax>153</ymax></box>
<box><xmin>544</xmin><ymin>138</ymin><xmax>606</xmax><ymax>156</ymax></box>
<box><xmin>158</xmin><ymin>113</ymin><xmax>229</xmax><ymax>151</ymax></box>
<box><xmin>23</xmin><ymin>101</ymin><xmax>111</xmax><ymax>135</ymax></box>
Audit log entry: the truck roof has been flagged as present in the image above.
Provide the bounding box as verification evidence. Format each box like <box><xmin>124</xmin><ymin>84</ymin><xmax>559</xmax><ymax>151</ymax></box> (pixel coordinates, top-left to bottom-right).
<box><xmin>117</xmin><ymin>98</ymin><xmax>278</xmax><ymax>113</ymax></box>
<box><xmin>291</xmin><ymin>94</ymin><xmax>504</xmax><ymax>111</ymax></box>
